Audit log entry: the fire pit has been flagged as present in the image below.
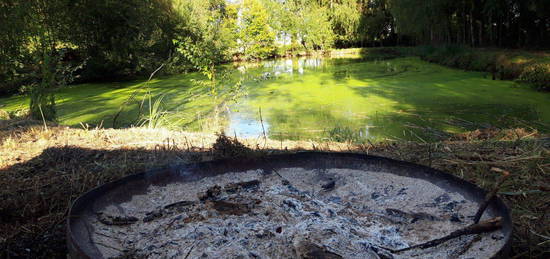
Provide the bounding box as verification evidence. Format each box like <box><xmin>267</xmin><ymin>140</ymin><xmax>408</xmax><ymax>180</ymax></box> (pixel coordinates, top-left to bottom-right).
<box><xmin>67</xmin><ymin>152</ymin><xmax>512</xmax><ymax>258</ymax></box>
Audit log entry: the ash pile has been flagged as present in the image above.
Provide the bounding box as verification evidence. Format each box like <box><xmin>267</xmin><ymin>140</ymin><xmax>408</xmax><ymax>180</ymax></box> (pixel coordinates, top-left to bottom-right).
<box><xmin>91</xmin><ymin>168</ymin><xmax>506</xmax><ymax>259</ymax></box>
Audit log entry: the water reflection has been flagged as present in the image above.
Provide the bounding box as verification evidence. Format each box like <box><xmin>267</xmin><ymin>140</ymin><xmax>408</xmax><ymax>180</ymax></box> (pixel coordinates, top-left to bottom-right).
<box><xmin>219</xmin><ymin>57</ymin><xmax>549</xmax><ymax>143</ymax></box>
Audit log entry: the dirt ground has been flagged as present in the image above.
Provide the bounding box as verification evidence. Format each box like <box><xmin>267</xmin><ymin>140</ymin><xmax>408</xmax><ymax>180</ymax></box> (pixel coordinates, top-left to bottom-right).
<box><xmin>1</xmin><ymin>119</ymin><xmax>548</xmax><ymax>258</ymax></box>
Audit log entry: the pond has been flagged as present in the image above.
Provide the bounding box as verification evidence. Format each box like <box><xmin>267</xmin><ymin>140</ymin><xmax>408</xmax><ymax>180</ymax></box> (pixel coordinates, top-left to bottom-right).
<box><xmin>1</xmin><ymin>56</ymin><xmax>549</xmax><ymax>142</ymax></box>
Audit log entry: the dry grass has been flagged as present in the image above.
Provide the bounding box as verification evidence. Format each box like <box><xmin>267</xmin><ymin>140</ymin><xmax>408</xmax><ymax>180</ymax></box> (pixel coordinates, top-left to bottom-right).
<box><xmin>1</xmin><ymin>119</ymin><xmax>548</xmax><ymax>258</ymax></box>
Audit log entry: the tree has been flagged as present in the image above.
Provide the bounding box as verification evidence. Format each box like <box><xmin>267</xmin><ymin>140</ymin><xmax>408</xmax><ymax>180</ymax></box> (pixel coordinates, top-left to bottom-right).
<box><xmin>0</xmin><ymin>1</ymin><xmax>32</xmax><ymax>95</ymax></box>
<box><xmin>239</xmin><ymin>0</ymin><xmax>277</xmax><ymax>59</ymax></box>
<box><xmin>299</xmin><ymin>5</ymin><xmax>334</xmax><ymax>50</ymax></box>
<box><xmin>65</xmin><ymin>0</ymin><xmax>178</xmax><ymax>81</ymax></box>
<box><xmin>26</xmin><ymin>0</ymin><xmax>73</xmax><ymax>121</ymax></box>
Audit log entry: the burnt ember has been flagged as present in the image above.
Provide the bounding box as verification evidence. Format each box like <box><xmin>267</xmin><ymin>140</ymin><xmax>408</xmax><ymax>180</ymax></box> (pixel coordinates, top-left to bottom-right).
<box><xmin>90</xmin><ymin>168</ymin><xmax>506</xmax><ymax>258</ymax></box>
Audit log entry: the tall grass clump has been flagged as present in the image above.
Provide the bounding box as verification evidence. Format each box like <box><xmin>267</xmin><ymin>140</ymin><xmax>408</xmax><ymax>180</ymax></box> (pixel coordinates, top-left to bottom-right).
<box><xmin>139</xmin><ymin>92</ymin><xmax>168</xmax><ymax>129</ymax></box>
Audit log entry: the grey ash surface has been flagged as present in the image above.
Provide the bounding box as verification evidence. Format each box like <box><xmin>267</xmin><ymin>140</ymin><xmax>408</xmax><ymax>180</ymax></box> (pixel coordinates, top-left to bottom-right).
<box><xmin>90</xmin><ymin>168</ymin><xmax>506</xmax><ymax>259</ymax></box>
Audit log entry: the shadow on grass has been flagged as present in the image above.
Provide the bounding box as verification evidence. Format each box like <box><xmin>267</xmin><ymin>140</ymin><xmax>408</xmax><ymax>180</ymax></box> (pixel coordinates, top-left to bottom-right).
<box><xmin>0</xmin><ymin>145</ymin><xmax>216</xmax><ymax>258</ymax></box>
<box><xmin>1</xmin><ymin>130</ymin><xmax>549</xmax><ymax>258</ymax></box>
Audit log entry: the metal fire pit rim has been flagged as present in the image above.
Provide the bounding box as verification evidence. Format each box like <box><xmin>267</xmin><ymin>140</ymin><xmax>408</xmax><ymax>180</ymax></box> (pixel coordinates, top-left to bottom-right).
<box><xmin>67</xmin><ymin>152</ymin><xmax>512</xmax><ymax>259</ymax></box>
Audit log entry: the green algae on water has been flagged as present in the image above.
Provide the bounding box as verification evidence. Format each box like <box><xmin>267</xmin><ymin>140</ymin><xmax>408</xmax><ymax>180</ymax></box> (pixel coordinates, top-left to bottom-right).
<box><xmin>1</xmin><ymin>57</ymin><xmax>549</xmax><ymax>142</ymax></box>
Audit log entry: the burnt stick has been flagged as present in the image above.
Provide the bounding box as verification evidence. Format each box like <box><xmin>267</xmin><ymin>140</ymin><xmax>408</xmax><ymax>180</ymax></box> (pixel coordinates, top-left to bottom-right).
<box><xmin>473</xmin><ymin>167</ymin><xmax>510</xmax><ymax>223</ymax></box>
<box><xmin>392</xmin><ymin>217</ymin><xmax>503</xmax><ymax>253</ymax></box>
<box><xmin>455</xmin><ymin>234</ymin><xmax>482</xmax><ymax>256</ymax></box>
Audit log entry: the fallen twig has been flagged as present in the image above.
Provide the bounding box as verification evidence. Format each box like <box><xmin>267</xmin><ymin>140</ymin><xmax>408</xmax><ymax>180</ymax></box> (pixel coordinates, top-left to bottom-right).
<box><xmin>473</xmin><ymin>167</ymin><xmax>510</xmax><ymax>223</ymax></box>
<box><xmin>454</xmin><ymin>234</ymin><xmax>482</xmax><ymax>256</ymax></box>
<box><xmin>183</xmin><ymin>242</ymin><xmax>197</xmax><ymax>259</ymax></box>
<box><xmin>391</xmin><ymin>217</ymin><xmax>502</xmax><ymax>253</ymax></box>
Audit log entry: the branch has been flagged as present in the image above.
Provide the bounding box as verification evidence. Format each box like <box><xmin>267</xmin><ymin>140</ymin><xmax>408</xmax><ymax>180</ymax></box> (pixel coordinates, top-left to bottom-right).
<box><xmin>391</xmin><ymin>217</ymin><xmax>502</xmax><ymax>253</ymax></box>
<box><xmin>473</xmin><ymin>167</ymin><xmax>510</xmax><ymax>223</ymax></box>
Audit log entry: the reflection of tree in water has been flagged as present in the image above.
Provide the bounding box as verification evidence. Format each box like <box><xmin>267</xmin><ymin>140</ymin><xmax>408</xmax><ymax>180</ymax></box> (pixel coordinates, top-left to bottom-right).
<box><xmin>264</xmin><ymin>106</ymin><xmax>370</xmax><ymax>142</ymax></box>
<box><xmin>161</xmin><ymin>57</ymin><xmax>548</xmax><ymax>142</ymax></box>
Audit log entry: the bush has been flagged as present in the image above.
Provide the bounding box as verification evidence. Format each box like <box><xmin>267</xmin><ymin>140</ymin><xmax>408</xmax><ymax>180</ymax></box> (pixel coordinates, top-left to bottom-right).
<box><xmin>518</xmin><ymin>63</ymin><xmax>550</xmax><ymax>91</ymax></box>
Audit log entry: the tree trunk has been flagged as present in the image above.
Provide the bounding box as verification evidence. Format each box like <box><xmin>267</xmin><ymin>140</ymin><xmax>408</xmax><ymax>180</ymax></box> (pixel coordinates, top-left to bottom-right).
<box><xmin>470</xmin><ymin>9</ymin><xmax>475</xmax><ymax>46</ymax></box>
<box><xmin>489</xmin><ymin>14</ymin><xmax>495</xmax><ymax>45</ymax></box>
<box><xmin>478</xmin><ymin>20</ymin><xmax>483</xmax><ymax>46</ymax></box>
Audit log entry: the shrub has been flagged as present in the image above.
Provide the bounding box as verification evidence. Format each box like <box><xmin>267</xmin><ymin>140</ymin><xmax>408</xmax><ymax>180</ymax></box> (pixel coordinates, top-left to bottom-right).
<box><xmin>518</xmin><ymin>63</ymin><xmax>550</xmax><ymax>91</ymax></box>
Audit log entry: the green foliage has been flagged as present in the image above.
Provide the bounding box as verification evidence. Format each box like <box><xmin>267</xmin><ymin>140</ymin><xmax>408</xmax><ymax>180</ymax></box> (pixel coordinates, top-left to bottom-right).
<box><xmin>1</xmin><ymin>0</ymin><xmax>549</xmax><ymax>106</ymax></box>
<box><xmin>172</xmin><ymin>0</ymin><xmax>236</xmax><ymax>71</ymax></box>
<box><xmin>298</xmin><ymin>5</ymin><xmax>334</xmax><ymax>50</ymax></box>
<box><xmin>327</xmin><ymin>126</ymin><xmax>361</xmax><ymax>143</ymax></box>
<box><xmin>239</xmin><ymin>0</ymin><xmax>277</xmax><ymax>59</ymax></box>
<box><xmin>66</xmin><ymin>0</ymin><xmax>178</xmax><ymax>81</ymax></box>
<box><xmin>0</xmin><ymin>1</ymin><xmax>31</xmax><ymax>95</ymax></box>
<box><xmin>1</xmin><ymin>57</ymin><xmax>549</xmax><ymax>140</ymax></box>
<box><xmin>389</xmin><ymin>0</ymin><xmax>550</xmax><ymax>47</ymax></box>
<box><xmin>29</xmin><ymin>53</ymin><xmax>57</xmax><ymax>121</ymax></box>
<box><xmin>327</xmin><ymin>0</ymin><xmax>362</xmax><ymax>47</ymax></box>
<box><xmin>412</xmin><ymin>45</ymin><xmax>550</xmax><ymax>90</ymax></box>
<box><xmin>139</xmin><ymin>92</ymin><xmax>168</xmax><ymax>129</ymax></box>
<box><xmin>519</xmin><ymin>63</ymin><xmax>550</xmax><ymax>91</ymax></box>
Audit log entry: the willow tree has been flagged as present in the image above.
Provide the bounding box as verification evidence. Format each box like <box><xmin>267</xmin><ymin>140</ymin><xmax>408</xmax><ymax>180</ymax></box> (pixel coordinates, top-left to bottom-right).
<box><xmin>326</xmin><ymin>0</ymin><xmax>362</xmax><ymax>48</ymax></box>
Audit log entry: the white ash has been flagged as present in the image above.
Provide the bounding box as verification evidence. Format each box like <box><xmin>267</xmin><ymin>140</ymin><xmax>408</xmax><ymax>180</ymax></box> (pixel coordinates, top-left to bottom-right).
<box><xmin>91</xmin><ymin>168</ymin><xmax>506</xmax><ymax>259</ymax></box>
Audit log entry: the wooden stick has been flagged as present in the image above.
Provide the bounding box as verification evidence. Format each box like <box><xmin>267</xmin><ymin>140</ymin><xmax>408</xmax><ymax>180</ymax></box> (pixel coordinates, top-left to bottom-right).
<box><xmin>454</xmin><ymin>234</ymin><xmax>482</xmax><ymax>256</ymax></box>
<box><xmin>183</xmin><ymin>240</ymin><xmax>198</xmax><ymax>259</ymax></box>
<box><xmin>473</xmin><ymin>167</ymin><xmax>510</xmax><ymax>223</ymax></box>
<box><xmin>392</xmin><ymin>217</ymin><xmax>502</xmax><ymax>253</ymax></box>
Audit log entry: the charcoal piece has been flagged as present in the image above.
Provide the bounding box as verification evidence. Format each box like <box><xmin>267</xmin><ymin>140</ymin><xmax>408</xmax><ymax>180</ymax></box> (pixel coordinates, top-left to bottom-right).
<box><xmin>210</xmin><ymin>200</ymin><xmax>251</xmax><ymax>215</ymax></box>
<box><xmin>370</xmin><ymin>246</ymin><xmax>394</xmax><ymax>259</ymax></box>
<box><xmin>225</xmin><ymin>180</ymin><xmax>261</xmax><ymax>193</ymax></box>
<box><xmin>255</xmin><ymin>230</ymin><xmax>275</xmax><ymax>238</ymax></box>
<box><xmin>143</xmin><ymin>210</ymin><xmax>163</xmax><ymax>222</ymax></box>
<box><xmin>371</xmin><ymin>192</ymin><xmax>381</xmax><ymax>200</ymax></box>
<box><xmin>295</xmin><ymin>241</ymin><xmax>343</xmax><ymax>259</ymax></box>
<box><xmin>287</xmin><ymin>185</ymin><xmax>301</xmax><ymax>193</ymax></box>
<box><xmin>198</xmin><ymin>185</ymin><xmax>222</xmax><ymax>201</ymax></box>
<box><xmin>164</xmin><ymin>200</ymin><xmax>195</xmax><ymax>210</ymax></box>
<box><xmin>397</xmin><ymin>188</ymin><xmax>407</xmax><ymax>195</ymax></box>
<box><xmin>321</xmin><ymin>180</ymin><xmax>336</xmax><ymax>191</ymax></box>
<box><xmin>310</xmin><ymin>211</ymin><xmax>321</xmax><ymax>217</ymax></box>
<box><xmin>491</xmin><ymin>234</ymin><xmax>504</xmax><ymax>240</ymax></box>
<box><xmin>97</xmin><ymin>212</ymin><xmax>138</xmax><ymax>226</ymax></box>
<box><xmin>444</xmin><ymin>201</ymin><xmax>459</xmax><ymax>211</ymax></box>
<box><xmin>420</xmin><ymin>202</ymin><xmax>437</xmax><ymax>208</ymax></box>
<box><xmin>385</xmin><ymin>208</ymin><xmax>439</xmax><ymax>224</ymax></box>
<box><xmin>283</xmin><ymin>199</ymin><xmax>299</xmax><ymax>210</ymax></box>
<box><xmin>434</xmin><ymin>194</ymin><xmax>451</xmax><ymax>203</ymax></box>
<box><xmin>450</xmin><ymin>213</ymin><xmax>462</xmax><ymax>222</ymax></box>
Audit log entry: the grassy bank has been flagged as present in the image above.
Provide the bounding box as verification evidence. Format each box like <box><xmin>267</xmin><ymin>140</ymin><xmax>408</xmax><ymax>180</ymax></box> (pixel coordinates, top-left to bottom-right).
<box><xmin>403</xmin><ymin>46</ymin><xmax>550</xmax><ymax>91</ymax></box>
<box><xmin>328</xmin><ymin>46</ymin><xmax>549</xmax><ymax>91</ymax></box>
<box><xmin>0</xmin><ymin>119</ymin><xmax>548</xmax><ymax>258</ymax></box>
